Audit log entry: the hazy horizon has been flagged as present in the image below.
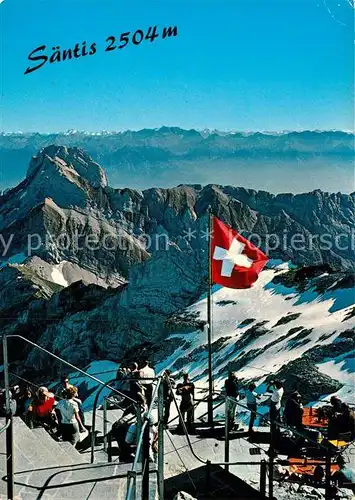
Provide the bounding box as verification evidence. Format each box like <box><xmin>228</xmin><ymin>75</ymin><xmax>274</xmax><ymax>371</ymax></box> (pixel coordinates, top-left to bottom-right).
<box><xmin>1</xmin><ymin>128</ymin><xmax>354</xmax><ymax>135</ymax></box>
<box><xmin>1</xmin><ymin>155</ymin><xmax>354</xmax><ymax>196</ymax></box>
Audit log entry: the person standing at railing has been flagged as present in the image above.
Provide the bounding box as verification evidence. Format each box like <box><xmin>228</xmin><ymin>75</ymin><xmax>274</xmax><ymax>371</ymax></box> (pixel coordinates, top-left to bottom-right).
<box><xmin>244</xmin><ymin>383</ymin><xmax>261</xmax><ymax>434</ymax></box>
<box><xmin>176</xmin><ymin>373</ymin><xmax>195</xmax><ymax>434</ymax></box>
<box><xmin>139</xmin><ymin>361</ymin><xmax>155</xmax><ymax>408</ymax></box>
<box><xmin>284</xmin><ymin>391</ymin><xmax>304</xmax><ymax>432</ymax></box>
<box><xmin>56</xmin><ymin>385</ymin><xmax>86</xmax><ymax>446</ymax></box>
<box><xmin>224</xmin><ymin>372</ymin><xmax>239</xmax><ymax>430</ymax></box>
<box><xmin>162</xmin><ymin>369</ymin><xmax>175</xmax><ymax>429</ymax></box>
<box><xmin>266</xmin><ymin>380</ymin><xmax>284</xmax><ymax>441</ymax></box>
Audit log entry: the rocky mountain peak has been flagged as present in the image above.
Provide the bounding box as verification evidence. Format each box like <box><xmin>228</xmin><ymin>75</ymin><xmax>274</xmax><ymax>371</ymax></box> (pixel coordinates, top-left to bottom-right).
<box><xmin>0</xmin><ymin>145</ymin><xmax>110</xmax><ymax>232</ymax></box>
<box><xmin>26</xmin><ymin>145</ymin><xmax>108</xmax><ymax>189</ymax></box>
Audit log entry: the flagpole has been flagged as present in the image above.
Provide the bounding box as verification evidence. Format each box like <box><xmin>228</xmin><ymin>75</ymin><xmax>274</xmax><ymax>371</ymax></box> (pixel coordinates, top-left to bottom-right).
<box><xmin>207</xmin><ymin>205</ymin><xmax>214</xmax><ymax>427</ymax></box>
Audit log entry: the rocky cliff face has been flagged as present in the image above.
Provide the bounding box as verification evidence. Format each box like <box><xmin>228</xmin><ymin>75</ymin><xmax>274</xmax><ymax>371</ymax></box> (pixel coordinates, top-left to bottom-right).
<box><xmin>0</xmin><ymin>145</ymin><xmax>354</xmax><ymax>378</ymax></box>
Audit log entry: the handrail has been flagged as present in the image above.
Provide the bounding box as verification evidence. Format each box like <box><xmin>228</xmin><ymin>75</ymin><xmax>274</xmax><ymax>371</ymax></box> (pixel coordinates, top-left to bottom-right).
<box><xmin>165</xmin><ymin>389</ymin><xmax>222</xmax><ymax>428</ymax></box>
<box><xmin>125</xmin><ymin>378</ymin><xmax>161</xmax><ymax>500</ymax></box>
<box><xmin>185</xmin><ymin>385</ymin><xmax>333</xmax><ymax>453</ymax></box>
<box><xmin>90</xmin><ymin>377</ymin><xmax>142</xmax><ymax>463</ymax></box>
<box><xmin>91</xmin><ymin>378</ymin><xmax>160</xmax><ymax>463</ymax></box>
<box><xmin>0</xmin><ymin>420</ymin><xmax>11</xmax><ymax>435</ymax></box>
<box><xmin>228</xmin><ymin>394</ymin><xmax>333</xmax><ymax>452</ymax></box>
<box><xmin>9</xmin><ymin>368</ymin><xmax>119</xmax><ymax>390</ymax></box>
<box><xmin>91</xmin><ymin>377</ymin><xmax>117</xmax><ymax>463</ymax></box>
<box><xmin>3</xmin><ymin>334</ymin><xmax>140</xmax><ymax>466</ymax></box>
<box><xmin>166</xmin><ymin>378</ymin><xmax>335</xmax><ymax>468</ymax></box>
<box><xmin>3</xmin><ymin>335</ymin><xmax>137</xmax><ymax>405</ymax></box>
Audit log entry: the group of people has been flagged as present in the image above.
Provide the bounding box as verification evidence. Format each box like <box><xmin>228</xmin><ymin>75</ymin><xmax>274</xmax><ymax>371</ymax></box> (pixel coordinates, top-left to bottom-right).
<box><xmin>4</xmin><ymin>363</ymin><xmax>354</xmax><ymax>478</ymax></box>
<box><xmin>224</xmin><ymin>372</ymin><xmax>280</xmax><ymax>434</ymax></box>
<box><xmin>110</xmin><ymin>360</ymin><xmax>159</xmax><ymax>463</ymax></box>
<box><xmin>0</xmin><ymin>375</ymin><xmax>86</xmax><ymax>446</ymax></box>
<box><xmin>224</xmin><ymin>373</ymin><xmax>355</xmax><ymax>445</ymax></box>
<box><xmin>109</xmin><ymin>368</ymin><xmax>196</xmax><ymax>463</ymax></box>
<box><xmin>115</xmin><ymin>360</ymin><xmax>156</xmax><ymax>409</ymax></box>
<box><xmin>283</xmin><ymin>392</ymin><xmax>355</xmax><ymax>444</ymax></box>
<box><xmin>115</xmin><ymin>361</ymin><xmax>196</xmax><ymax>434</ymax></box>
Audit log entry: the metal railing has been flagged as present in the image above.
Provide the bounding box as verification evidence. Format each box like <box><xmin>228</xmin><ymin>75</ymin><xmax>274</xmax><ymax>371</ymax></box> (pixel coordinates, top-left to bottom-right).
<box><xmin>2</xmin><ymin>337</ymin><xmax>351</xmax><ymax>500</ymax></box>
<box><xmin>0</xmin><ymin>420</ymin><xmax>11</xmax><ymax>435</ymax></box>
<box><xmin>90</xmin><ymin>377</ymin><xmax>143</xmax><ymax>463</ymax></box>
<box><xmin>163</xmin><ymin>378</ymin><xmax>343</xmax><ymax>500</ymax></box>
<box><xmin>125</xmin><ymin>377</ymin><xmax>164</xmax><ymax>500</ymax></box>
<box><xmin>0</xmin><ymin>334</ymin><xmax>137</xmax><ymax>500</ymax></box>
<box><xmin>9</xmin><ymin>368</ymin><xmax>119</xmax><ymax>392</ymax></box>
<box><xmin>125</xmin><ymin>376</ymin><xmax>273</xmax><ymax>500</ymax></box>
<box><xmin>90</xmin><ymin>376</ymin><xmax>161</xmax><ymax>463</ymax></box>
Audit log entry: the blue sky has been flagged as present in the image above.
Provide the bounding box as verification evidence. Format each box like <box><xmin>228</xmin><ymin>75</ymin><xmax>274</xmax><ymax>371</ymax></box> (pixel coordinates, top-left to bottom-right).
<box><xmin>1</xmin><ymin>0</ymin><xmax>354</xmax><ymax>132</ymax></box>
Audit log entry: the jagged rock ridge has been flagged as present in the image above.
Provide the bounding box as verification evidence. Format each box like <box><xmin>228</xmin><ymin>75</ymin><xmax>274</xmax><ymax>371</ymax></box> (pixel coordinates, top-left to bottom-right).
<box><xmin>0</xmin><ymin>146</ymin><xmax>353</xmax><ymax>388</ymax></box>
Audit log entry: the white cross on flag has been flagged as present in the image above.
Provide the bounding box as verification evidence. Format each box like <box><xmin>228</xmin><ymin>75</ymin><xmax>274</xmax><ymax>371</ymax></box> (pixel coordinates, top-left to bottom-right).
<box><xmin>211</xmin><ymin>216</ymin><xmax>268</xmax><ymax>289</ymax></box>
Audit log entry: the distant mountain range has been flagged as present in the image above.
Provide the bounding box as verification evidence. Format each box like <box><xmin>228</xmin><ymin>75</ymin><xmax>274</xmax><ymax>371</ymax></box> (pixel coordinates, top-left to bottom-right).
<box><xmin>1</xmin><ymin>128</ymin><xmax>354</xmax><ymax>193</ymax></box>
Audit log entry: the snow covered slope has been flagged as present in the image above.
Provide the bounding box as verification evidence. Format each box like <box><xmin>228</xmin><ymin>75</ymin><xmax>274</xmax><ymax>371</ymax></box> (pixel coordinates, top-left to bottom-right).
<box><xmin>67</xmin><ymin>261</ymin><xmax>354</xmax><ymax>412</ymax></box>
<box><xmin>156</xmin><ymin>261</ymin><xmax>354</xmax><ymax>404</ymax></box>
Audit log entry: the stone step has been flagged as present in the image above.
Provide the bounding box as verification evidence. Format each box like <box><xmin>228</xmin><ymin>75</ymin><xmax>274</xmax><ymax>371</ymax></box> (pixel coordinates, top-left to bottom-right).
<box><xmin>0</xmin><ymin>415</ymin><xmax>160</xmax><ymax>499</ymax></box>
<box><xmin>58</xmin><ymin>441</ymin><xmax>91</xmax><ymax>464</ymax></box>
<box><xmin>90</xmin><ymin>449</ymin><xmax>112</xmax><ymax>464</ymax></box>
<box><xmin>0</xmin><ymin>418</ymin><xmax>90</xmax><ymax>498</ymax></box>
<box><xmin>31</xmin><ymin>428</ymin><xmax>78</xmax><ymax>467</ymax></box>
<box><xmin>85</xmin><ymin>463</ymin><xmax>131</xmax><ymax>500</ymax></box>
<box><xmin>12</xmin><ymin>461</ymin><xmax>157</xmax><ymax>499</ymax></box>
<box><xmin>0</xmin><ymin>418</ymin><xmax>60</xmax><ymax>470</ymax></box>
<box><xmin>88</xmin><ymin>463</ymin><xmax>158</xmax><ymax>500</ymax></box>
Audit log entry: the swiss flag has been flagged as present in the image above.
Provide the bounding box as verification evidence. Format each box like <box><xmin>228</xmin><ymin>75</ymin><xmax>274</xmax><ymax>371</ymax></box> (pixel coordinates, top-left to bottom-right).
<box><xmin>211</xmin><ymin>217</ymin><xmax>268</xmax><ymax>289</ymax></box>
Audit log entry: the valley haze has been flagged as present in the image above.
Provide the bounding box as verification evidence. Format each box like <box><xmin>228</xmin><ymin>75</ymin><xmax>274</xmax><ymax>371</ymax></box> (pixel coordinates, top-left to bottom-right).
<box><xmin>0</xmin><ymin>127</ymin><xmax>354</xmax><ymax>194</ymax></box>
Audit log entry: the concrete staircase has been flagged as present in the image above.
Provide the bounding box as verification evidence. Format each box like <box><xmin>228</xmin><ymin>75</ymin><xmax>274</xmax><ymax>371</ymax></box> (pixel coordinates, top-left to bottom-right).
<box><xmin>0</xmin><ymin>417</ymin><xmax>157</xmax><ymax>500</ymax></box>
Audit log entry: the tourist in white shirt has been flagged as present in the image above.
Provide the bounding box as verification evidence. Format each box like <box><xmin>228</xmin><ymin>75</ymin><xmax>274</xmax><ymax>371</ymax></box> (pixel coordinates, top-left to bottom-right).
<box><xmin>125</xmin><ymin>413</ymin><xmax>158</xmax><ymax>461</ymax></box>
<box><xmin>267</xmin><ymin>381</ymin><xmax>284</xmax><ymax>439</ymax></box>
<box><xmin>139</xmin><ymin>361</ymin><xmax>155</xmax><ymax>407</ymax></box>
<box><xmin>56</xmin><ymin>386</ymin><xmax>86</xmax><ymax>445</ymax></box>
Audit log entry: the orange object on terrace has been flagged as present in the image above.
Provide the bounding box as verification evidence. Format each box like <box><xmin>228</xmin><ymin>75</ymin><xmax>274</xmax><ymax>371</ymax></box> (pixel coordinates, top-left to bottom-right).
<box><xmin>289</xmin><ymin>457</ymin><xmax>339</xmax><ymax>476</ymax></box>
<box><xmin>302</xmin><ymin>406</ymin><xmax>328</xmax><ymax>428</ymax></box>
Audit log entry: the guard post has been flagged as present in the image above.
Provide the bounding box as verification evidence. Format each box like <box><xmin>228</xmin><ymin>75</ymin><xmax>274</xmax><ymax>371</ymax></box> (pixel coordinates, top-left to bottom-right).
<box><xmin>3</xmin><ymin>334</ymin><xmax>14</xmax><ymax>500</ymax></box>
<box><xmin>157</xmin><ymin>379</ymin><xmax>164</xmax><ymax>499</ymax></box>
<box><xmin>224</xmin><ymin>396</ymin><xmax>230</xmax><ymax>472</ymax></box>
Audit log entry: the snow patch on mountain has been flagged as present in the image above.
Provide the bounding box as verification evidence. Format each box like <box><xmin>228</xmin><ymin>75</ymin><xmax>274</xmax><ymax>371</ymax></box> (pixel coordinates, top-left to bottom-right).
<box><xmin>50</xmin><ymin>262</ymin><xmax>69</xmax><ymax>287</ymax></box>
<box><xmin>155</xmin><ymin>264</ymin><xmax>354</xmax><ymax>404</ymax></box>
<box><xmin>317</xmin><ymin>355</ymin><xmax>355</xmax><ymax>389</ymax></box>
<box><xmin>58</xmin><ymin>261</ymin><xmax>354</xmax><ymax>418</ymax></box>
